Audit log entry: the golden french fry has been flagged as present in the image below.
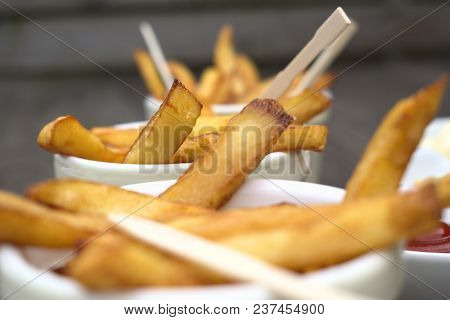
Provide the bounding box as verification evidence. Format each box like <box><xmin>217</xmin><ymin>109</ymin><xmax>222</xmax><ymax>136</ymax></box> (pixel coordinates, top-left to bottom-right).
<box><xmin>133</xmin><ymin>49</ymin><xmax>166</xmax><ymax>99</ymax></box>
<box><xmin>27</xmin><ymin>179</ymin><xmax>213</xmax><ymax>222</ymax></box>
<box><xmin>273</xmin><ymin>125</ymin><xmax>328</xmax><ymax>152</ymax></box>
<box><xmin>0</xmin><ymin>190</ymin><xmax>107</xmax><ymax>247</ymax></box>
<box><xmin>171</xmin><ymin>133</ymin><xmax>219</xmax><ymax>163</ymax></box>
<box><xmin>160</xmin><ymin>99</ymin><xmax>293</xmax><ymax>208</ymax></box>
<box><xmin>124</xmin><ymin>80</ymin><xmax>203</xmax><ymax>164</ymax></box>
<box><xmin>168</xmin><ymin>60</ymin><xmax>197</xmax><ymax>93</ymax></box>
<box><xmin>169</xmin><ymin>185</ymin><xmax>441</xmax><ymax>270</ymax></box>
<box><xmin>91</xmin><ymin>124</ymin><xmax>327</xmax><ymax>164</ymax></box>
<box><xmin>174</xmin><ymin>125</ymin><xmax>327</xmax><ymax>163</ymax></box>
<box><xmin>91</xmin><ymin>115</ymin><xmax>231</xmax><ymax>150</ymax></box>
<box><xmin>236</xmin><ymin>54</ymin><xmax>260</xmax><ymax>91</ymax></box>
<box><xmin>64</xmin><ymin>234</ymin><xmax>227</xmax><ymax>289</ymax></box>
<box><xmin>37</xmin><ymin>116</ymin><xmax>125</xmax><ymax>163</ymax></box>
<box><xmin>190</xmin><ymin>115</ymin><xmax>232</xmax><ymax>136</ymax></box>
<box><xmin>213</xmin><ymin>24</ymin><xmax>236</xmax><ymax>74</ymax></box>
<box><xmin>417</xmin><ymin>174</ymin><xmax>450</xmax><ymax>208</ymax></box>
<box><xmin>196</xmin><ymin>67</ymin><xmax>226</xmax><ymax>104</ymax></box>
<box><xmin>345</xmin><ymin>76</ymin><xmax>448</xmax><ymax>200</ymax></box>
<box><xmin>91</xmin><ymin>127</ymin><xmax>139</xmax><ymax>150</ymax></box>
<box><xmin>279</xmin><ymin>89</ymin><xmax>331</xmax><ymax>124</ymax></box>
<box><xmin>229</xmin><ymin>73</ymin><xmax>247</xmax><ymax>101</ymax></box>
<box><xmin>65</xmin><ymin>185</ymin><xmax>441</xmax><ymax>289</ymax></box>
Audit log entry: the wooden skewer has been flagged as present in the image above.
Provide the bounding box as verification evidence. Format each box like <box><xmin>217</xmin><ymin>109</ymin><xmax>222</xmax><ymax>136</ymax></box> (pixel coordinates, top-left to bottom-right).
<box><xmin>109</xmin><ymin>214</ymin><xmax>368</xmax><ymax>300</ymax></box>
<box><xmin>140</xmin><ymin>22</ymin><xmax>174</xmax><ymax>90</ymax></box>
<box><xmin>288</xmin><ymin>21</ymin><xmax>358</xmax><ymax>97</ymax></box>
<box><xmin>260</xmin><ymin>7</ymin><xmax>352</xmax><ymax>100</ymax></box>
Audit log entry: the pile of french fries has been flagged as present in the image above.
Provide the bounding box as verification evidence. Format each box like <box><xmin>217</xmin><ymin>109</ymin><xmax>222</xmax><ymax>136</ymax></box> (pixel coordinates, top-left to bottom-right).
<box><xmin>1</xmin><ymin>76</ymin><xmax>448</xmax><ymax>291</ymax></box>
<box><xmin>37</xmin><ymin>80</ymin><xmax>329</xmax><ymax>164</ymax></box>
<box><xmin>134</xmin><ymin>25</ymin><xmax>334</xmax><ymax>108</ymax></box>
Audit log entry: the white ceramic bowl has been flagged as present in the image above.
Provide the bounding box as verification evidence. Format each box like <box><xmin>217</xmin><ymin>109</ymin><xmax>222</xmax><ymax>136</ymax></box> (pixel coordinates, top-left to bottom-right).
<box><xmin>53</xmin><ymin>121</ymin><xmax>311</xmax><ymax>186</ymax></box>
<box><xmin>401</xmin><ymin>248</ymin><xmax>450</xmax><ymax>299</ymax></box>
<box><xmin>144</xmin><ymin>94</ymin><xmax>331</xmax><ymax>183</ymax></box>
<box><xmin>0</xmin><ymin>179</ymin><xmax>403</xmax><ymax>299</ymax></box>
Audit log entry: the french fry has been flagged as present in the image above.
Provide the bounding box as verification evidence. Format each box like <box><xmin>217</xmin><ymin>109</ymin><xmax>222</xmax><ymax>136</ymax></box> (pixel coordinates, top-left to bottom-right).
<box><xmin>133</xmin><ymin>49</ymin><xmax>166</xmax><ymax>100</ymax></box>
<box><xmin>27</xmin><ymin>179</ymin><xmax>214</xmax><ymax>222</ymax></box>
<box><xmin>196</xmin><ymin>67</ymin><xmax>228</xmax><ymax>104</ymax></box>
<box><xmin>124</xmin><ymin>80</ymin><xmax>203</xmax><ymax>164</ymax></box>
<box><xmin>65</xmin><ymin>185</ymin><xmax>441</xmax><ymax>288</ymax></box>
<box><xmin>229</xmin><ymin>73</ymin><xmax>247</xmax><ymax>101</ymax></box>
<box><xmin>236</xmin><ymin>54</ymin><xmax>260</xmax><ymax>91</ymax></box>
<box><xmin>168</xmin><ymin>60</ymin><xmax>197</xmax><ymax>93</ymax></box>
<box><xmin>173</xmin><ymin>125</ymin><xmax>327</xmax><ymax>163</ymax></box>
<box><xmin>0</xmin><ymin>190</ymin><xmax>107</xmax><ymax>247</ymax></box>
<box><xmin>279</xmin><ymin>89</ymin><xmax>331</xmax><ymax>124</ymax></box>
<box><xmin>160</xmin><ymin>99</ymin><xmax>293</xmax><ymax>208</ymax></box>
<box><xmin>37</xmin><ymin>115</ymin><xmax>125</xmax><ymax>163</ymax></box>
<box><xmin>417</xmin><ymin>174</ymin><xmax>450</xmax><ymax>207</ymax></box>
<box><xmin>213</xmin><ymin>24</ymin><xmax>236</xmax><ymax>74</ymax></box>
<box><xmin>91</xmin><ymin>115</ymin><xmax>231</xmax><ymax>150</ymax></box>
<box><xmin>64</xmin><ymin>234</ymin><xmax>227</xmax><ymax>289</ymax></box>
<box><xmin>92</xmin><ymin>124</ymin><xmax>327</xmax><ymax>163</ymax></box>
<box><xmin>169</xmin><ymin>185</ymin><xmax>441</xmax><ymax>270</ymax></box>
<box><xmin>91</xmin><ymin>127</ymin><xmax>139</xmax><ymax>150</ymax></box>
<box><xmin>190</xmin><ymin>115</ymin><xmax>232</xmax><ymax>136</ymax></box>
<box><xmin>345</xmin><ymin>76</ymin><xmax>448</xmax><ymax>200</ymax></box>
<box><xmin>171</xmin><ymin>133</ymin><xmax>219</xmax><ymax>163</ymax></box>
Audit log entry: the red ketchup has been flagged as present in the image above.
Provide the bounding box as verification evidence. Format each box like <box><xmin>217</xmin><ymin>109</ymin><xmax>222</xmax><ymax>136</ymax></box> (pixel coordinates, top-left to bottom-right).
<box><xmin>407</xmin><ymin>222</ymin><xmax>450</xmax><ymax>253</ymax></box>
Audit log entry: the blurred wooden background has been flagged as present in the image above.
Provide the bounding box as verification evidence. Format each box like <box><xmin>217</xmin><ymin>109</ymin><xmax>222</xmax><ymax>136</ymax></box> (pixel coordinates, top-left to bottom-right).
<box><xmin>0</xmin><ymin>0</ymin><xmax>449</xmax><ymax>192</ymax></box>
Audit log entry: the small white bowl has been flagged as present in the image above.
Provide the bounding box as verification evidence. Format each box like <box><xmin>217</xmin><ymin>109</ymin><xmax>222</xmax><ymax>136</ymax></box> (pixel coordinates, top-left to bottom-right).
<box><xmin>53</xmin><ymin>121</ymin><xmax>311</xmax><ymax>186</ymax></box>
<box><xmin>0</xmin><ymin>179</ymin><xmax>403</xmax><ymax>299</ymax></box>
<box><xmin>144</xmin><ymin>94</ymin><xmax>331</xmax><ymax>183</ymax></box>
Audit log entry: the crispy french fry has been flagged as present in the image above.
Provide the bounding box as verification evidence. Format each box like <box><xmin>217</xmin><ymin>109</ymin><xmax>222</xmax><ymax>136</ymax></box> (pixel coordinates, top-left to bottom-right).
<box><xmin>160</xmin><ymin>99</ymin><xmax>293</xmax><ymax>208</ymax></box>
<box><xmin>417</xmin><ymin>174</ymin><xmax>450</xmax><ymax>207</ymax></box>
<box><xmin>65</xmin><ymin>185</ymin><xmax>441</xmax><ymax>288</ymax></box>
<box><xmin>133</xmin><ymin>49</ymin><xmax>166</xmax><ymax>99</ymax></box>
<box><xmin>124</xmin><ymin>80</ymin><xmax>203</xmax><ymax>164</ymax></box>
<box><xmin>229</xmin><ymin>73</ymin><xmax>247</xmax><ymax>101</ymax></box>
<box><xmin>37</xmin><ymin>116</ymin><xmax>125</xmax><ymax>163</ymax></box>
<box><xmin>345</xmin><ymin>76</ymin><xmax>448</xmax><ymax>200</ymax></box>
<box><xmin>173</xmin><ymin>125</ymin><xmax>327</xmax><ymax>163</ymax></box>
<box><xmin>27</xmin><ymin>179</ymin><xmax>213</xmax><ymax>222</ymax></box>
<box><xmin>91</xmin><ymin>115</ymin><xmax>231</xmax><ymax>150</ymax></box>
<box><xmin>236</xmin><ymin>54</ymin><xmax>260</xmax><ymax>91</ymax></box>
<box><xmin>169</xmin><ymin>185</ymin><xmax>441</xmax><ymax>270</ymax></box>
<box><xmin>91</xmin><ymin>127</ymin><xmax>139</xmax><ymax>150</ymax></box>
<box><xmin>171</xmin><ymin>133</ymin><xmax>219</xmax><ymax>163</ymax></box>
<box><xmin>213</xmin><ymin>25</ymin><xmax>236</xmax><ymax>74</ymax></box>
<box><xmin>64</xmin><ymin>234</ymin><xmax>227</xmax><ymax>289</ymax></box>
<box><xmin>168</xmin><ymin>60</ymin><xmax>197</xmax><ymax>93</ymax></box>
<box><xmin>196</xmin><ymin>67</ymin><xmax>226</xmax><ymax>104</ymax></box>
<box><xmin>273</xmin><ymin>125</ymin><xmax>327</xmax><ymax>152</ymax></box>
<box><xmin>0</xmin><ymin>190</ymin><xmax>106</xmax><ymax>247</ymax></box>
<box><xmin>190</xmin><ymin>115</ymin><xmax>232</xmax><ymax>136</ymax></box>
<box><xmin>91</xmin><ymin>124</ymin><xmax>327</xmax><ymax>163</ymax></box>
<box><xmin>279</xmin><ymin>89</ymin><xmax>331</xmax><ymax>124</ymax></box>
